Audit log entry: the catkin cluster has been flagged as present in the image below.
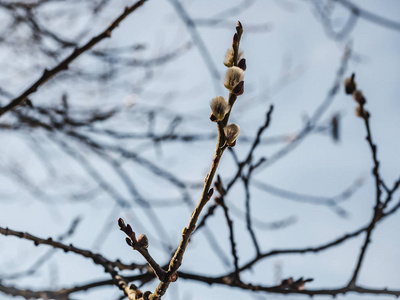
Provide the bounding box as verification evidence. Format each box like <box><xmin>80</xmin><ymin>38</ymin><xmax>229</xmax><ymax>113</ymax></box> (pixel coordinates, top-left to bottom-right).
<box><xmin>209</xmin><ymin>22</ymin><xmax>246</xmax><ymax>147</ymax></box>
<box><xmin>344</xmin><ymin>73</ymin><xmax>369</xmax><ymax>119</ymax></box>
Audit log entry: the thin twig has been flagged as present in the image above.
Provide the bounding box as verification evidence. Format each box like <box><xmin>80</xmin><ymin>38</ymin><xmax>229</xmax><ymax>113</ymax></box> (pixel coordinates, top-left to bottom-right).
<box><xmin>0</xmin><ymin>0</ymin><xmax>148</xmax><ymax>117</ymax></box>
<box><xmin>150</xmin><ymin>22</ymin><xmax>245</xmax><ymax>300</ymax></box>
<box><xmin>219</xmin><ymin>196</ymin><xmax>240</xmax><ymax>281</ymax></box>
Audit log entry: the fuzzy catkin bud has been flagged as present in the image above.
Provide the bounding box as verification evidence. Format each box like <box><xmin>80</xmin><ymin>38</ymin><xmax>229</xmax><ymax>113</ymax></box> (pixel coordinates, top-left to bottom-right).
<box><xmin>224</xmin><ymin>48</ymin><xmax>235</xmax><ymax>68</ymax></box>
<box><xmin>210</xmin><ymin>96</ymin><xmax>229</xmax><ymax>122</ymax></box>
<box><xmin>355</xmin><ymin>105</ymin><xmax>369</xmax><ymax>119</ymax></box>
<box><xmin>352</xmin><ymin>90</ymin><xmax>366</xmax><ymax>105</ymax></box>
<box><xmin>224</xmin><ymin>48</ymin><xmax>243</xmax><ymax>68</ymax></box>
<box><xmin>344</xmin><ymin>74</ymin><xmax>356</xmax><ymax>94</ymax></box>
<box><xmin>224</xmin><ymin>123</ymin><xmax>240</xmax><ymax>146</ymax></box>
<box><xmin>224</xmin><ymin>67</ymin><xmax>244</xmax><ymax>91</ymax></box>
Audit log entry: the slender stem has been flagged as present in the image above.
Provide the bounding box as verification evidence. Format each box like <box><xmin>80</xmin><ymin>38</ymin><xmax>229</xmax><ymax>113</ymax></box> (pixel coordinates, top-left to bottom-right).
<box><xmin>348</xmin><ymin>104</ymin><xmax>382</xmax><ymax>287</ymax></box>
<box><xmin>219</xmin><ymin>196</ymin><xmax>240</xmax><ymax>281</ymax></box>
<box><xmin>150</xmin><ymin>22</ymin><xmax>244</xmax><ymax>300</ymax></box>
<box><xmin>152</xmin><ymin>138</ymin><xmax>226</xmax><ymax>299</ymax></box>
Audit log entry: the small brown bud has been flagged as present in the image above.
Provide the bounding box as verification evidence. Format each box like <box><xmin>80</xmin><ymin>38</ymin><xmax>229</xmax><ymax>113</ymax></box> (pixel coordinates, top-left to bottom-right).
<box><xmin>232</xmin><ymin>81</ymin><xmax>244</xmax><ymax>95</ymax></box>
<box><xmin>281</xmin><ymin>277</ymin><xmax>293</xmax><ymax>286</ymax></box>
<box><xmin>137</xmin><ymin>234</ymin><xmax>149</xmax><ymax>249</ymax></box>
<box><xmin>118</xmin><ymin>218</ymin><xmax>125</xmax><ymax>229</ymax></box>
<box><xmin>207</xmin><ymin>188</ymin><xmax>214</xmax><ymax>199</ymax></box>
<box><xmin>169</xmin><ymin>272</ymin><xmax>178</xmax><ymax>282</ymax></box>
<box><xmin>238</xmin><ymin>58</ymin><xmax>246</xmax><ymax>71</ymax></box>
<box><xmin>126</xmin><ymin>224</ymin><xmax>133</xmax><ymax>236</ymax></box>
<box><xmin>293</xmin><ymin>278</ymin><xmax>313</xmax><ymax>291</ymax></box>
<box><xmin>236</xmin><ymin>21</ymin><xmax>243</xmax><ymax>34</ymax></box>
<box><xmin>355</xmin><ymin>105</ymin><xmax>370</xmax><ymax>119</ymax></box>
<box><xmin>125</xmin><ymin>237</ymin><xmax>133</xmax><ymax>247</ymax></box>
<box><xmin>344</xmin><ymin>73</ymin><xmax>356</xmax><ymax>94</ymax></box>
<box><xmin>352</xmin><ymin>90</ymin><xmax>366</xmax><ymax>105</ymax></box>
<box><xmin>143</xmin><ymin>291</ymin><xmax>151</xmax><ymax>300</ymax></box>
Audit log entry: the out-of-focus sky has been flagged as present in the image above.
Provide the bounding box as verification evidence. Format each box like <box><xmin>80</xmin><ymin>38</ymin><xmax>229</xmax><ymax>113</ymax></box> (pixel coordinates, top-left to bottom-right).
<box><xmin>1</xmin><ymin>1</ymin><xmax>400</xmax><ymax>299</ymax></box>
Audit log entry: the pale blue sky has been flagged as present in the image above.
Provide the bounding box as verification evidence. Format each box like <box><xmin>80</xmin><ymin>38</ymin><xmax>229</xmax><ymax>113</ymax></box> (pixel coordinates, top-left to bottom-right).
<box><xmin>1</xmin><ymin>1</ymin><xmax>400</xmax><ymax>299</ymax></box>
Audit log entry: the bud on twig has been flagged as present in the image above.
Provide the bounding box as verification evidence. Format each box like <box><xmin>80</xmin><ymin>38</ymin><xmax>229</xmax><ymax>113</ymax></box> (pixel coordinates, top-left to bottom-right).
<box><xmin>293</xmin><ymin>277</ymin><xmax>313</xmax><ymax>291</ymax></box>
<box><xmin>224</xmin><ymin>123</ymin><xmax>240</xmax><ymax>146</ymax></box>
<box><xmin>238</xmin><ymin>58</ymin><xmax>246</xmax><ymax>71</ymax></box>
<box><xmin>207</xmin><ymin>188</ymin><xmax>214</xmax><ymax>199</ymax></box>
<box><xmin>169</xmin><ymin>272</ymin><xmax>178</xmax><ymax>282</ymax></box>
<box><xmin>224</xmin><ymin>67</ymin><xmax>245</xmax><ymax>92</ymax></box>
<box><xmin>210</xmin><ymin>96</ymin><xmax>229</xmax><ymax>122</ymax></box>
<box><xmin>126</xmin><ymin>224</ymin><xmax>133</xmax><ymax>236</ymax></box>
<box><xmin>126</xmin><ymin>237</ymin><xmax>133</xmax><ymax>247</ymax></box>
<box><xmin>224</xmin><ymin>48</ymin><xmax>244</xmax><ymax>68</ymax></box>
<box><xmin>118</xmin><ymin>218</ymin><xmax>125</xmax><ymax>229</ymax></box>
<box><xmin>344</xmin><ymin>73</ymin><xmax>356</xmax><ymax>94</ymax></box>
<box><xmin>232</xmin><ymin>81</ymin><xmax>244</xmax><ymax>95</ymax></box>
<box><xmin>137</xmin><ymin>234</ymin><xmax>149</xmax><ymax>249</ymax></box>
<box><xmin>280</xmin><ymin>277</ymin><xmax>293</xmax><ymax>288</ymax></box>
<box><xmin>355</xmin><ymin>105</ymin><xmax>370</xmax><ymax>119</ymax></box>
<box><xmin>280</xmin><ymin>277</ymin><xmax>313</xmax><ymax>291</ymax></box>
<box><xmin>352</xmin><ymin>90</ymin><xmax>366</xmax><ymax>105</ymax></box>
<box><xmin>224</xmin><ymin>48</ymin><xmax>234</xmax><ymax>68</ymax></box>
<box><xmin>236</xmin><ymin>21</ymin><xmax>243</xmax><ymax>35</ymax></box>
<box><xmin>143</xmin><ymin>291</ymin><xmax>151</xmax><ymax>300</ymax></box>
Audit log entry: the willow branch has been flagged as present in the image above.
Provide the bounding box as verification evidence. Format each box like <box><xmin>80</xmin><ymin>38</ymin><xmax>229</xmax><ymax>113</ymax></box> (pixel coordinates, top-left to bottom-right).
<box><xmin>0</xmin><ymin>226</ymin><xmax>141</xmax><ymax>297</ymax></box>
<box><xmin>149</xmin><ymin>22</ymin><xmax>245</xmax><ymax>300</ymax></box>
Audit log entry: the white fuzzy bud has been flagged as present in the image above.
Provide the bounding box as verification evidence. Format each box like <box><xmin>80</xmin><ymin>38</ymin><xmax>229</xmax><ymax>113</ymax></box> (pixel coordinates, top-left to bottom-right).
<box><xmin>224</xmin><ymin>66</ymin><xmax>244</xmax><ymax>91</ymax></box>
<box><xmin>224</xmin><ymin>48</ymin><xmax>243</xmax><ymax>68</ymax></box>
<box><xmin>224</xmin><ymin>123</ymin><xmax>240</xmax><ymax>146</ymax></box>
<box><xmin>224</xmin><ymin>48</ymin><xmax>234</xmax><ymax>68</ymax></box>
<box><xmin>210</xmin><ymin>96</ymin><xmax>229</xmax><ymax>122</ymax></box>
